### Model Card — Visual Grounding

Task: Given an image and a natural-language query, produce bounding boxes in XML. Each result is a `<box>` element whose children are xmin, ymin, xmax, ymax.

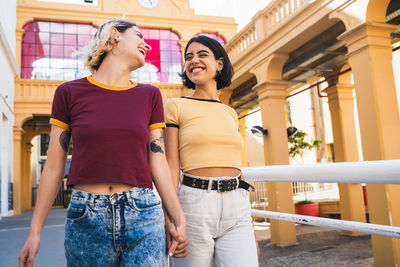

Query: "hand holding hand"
<box><xmin>165</xmin><ymin>220</ymin><xmax>190</xmax><ymax>258</ymax></box>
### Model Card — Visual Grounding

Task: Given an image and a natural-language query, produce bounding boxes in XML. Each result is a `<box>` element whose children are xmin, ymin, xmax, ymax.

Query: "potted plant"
<box><xmin>288</xmin><ymin>130</ymin><xmax>321</xmax><ymax>216</ymax></box>
<box><xmin>295</xmin><ymin>200</ymin><xmax>319</xmax><ymax>217</ymax></box>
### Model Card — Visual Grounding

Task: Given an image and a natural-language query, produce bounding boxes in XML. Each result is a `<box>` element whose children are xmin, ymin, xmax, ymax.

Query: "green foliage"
<box><xmin>295</xmin><ymin>200</ymin><xmax>315</xmax><ymax>206</ymax></box>
<box><xmin>288</xmin><ymin>130</ymin><xmax>322</xmax><ymax>159</ymax></box>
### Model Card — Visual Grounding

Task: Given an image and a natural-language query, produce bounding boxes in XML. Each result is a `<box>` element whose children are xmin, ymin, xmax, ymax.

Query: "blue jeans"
<box><xmin>64</xmin><ymin>188</ymin><xmax>166</xmax><ymax>267</ymax></box>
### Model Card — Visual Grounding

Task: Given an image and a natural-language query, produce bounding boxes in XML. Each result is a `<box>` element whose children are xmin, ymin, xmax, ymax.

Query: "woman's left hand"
<box><xmin>165</xmin><ymin>220</ymin><xmax>190</xmax><ymax>258</ymax></box>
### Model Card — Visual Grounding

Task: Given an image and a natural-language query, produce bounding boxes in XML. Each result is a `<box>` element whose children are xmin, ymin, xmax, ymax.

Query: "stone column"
<box><xmin>13</xmin><ymin>128</ymin><xmax>24</xmax><ymax>214</ymax></box>
<box><xmin>23</xmin><ymin>141</ymin><xmax>33</xmax><ymax>211</ymax></box>
<box><xmin>339</xmin><ymin>22</ymin><xmax>400</xmax><ymax>266</ymax></box>
<box><xmin>324</xmin><ymin>82</ymin><xmax>366</xmax><ymax>236</ymax></box>
<box><xmin>250</xmin><ymin>54</ymin><xmax>296</xmax><ymax>246</ymax></box>
<box><xmin>254</xmin><ymin>80</ymin><xmax>296</xmax><ymax>245</ymax></box>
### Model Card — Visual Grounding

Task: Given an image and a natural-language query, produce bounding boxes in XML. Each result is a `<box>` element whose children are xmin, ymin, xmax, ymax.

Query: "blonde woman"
<box><xmin>164</xmin><ymin>35</ymin><xmax>258</xmax><ymax>267</ymax></box>
<box><xmin>18</xmin><ymin>20</ymin><xmax>186</xmax><ymax>267</ymax></box>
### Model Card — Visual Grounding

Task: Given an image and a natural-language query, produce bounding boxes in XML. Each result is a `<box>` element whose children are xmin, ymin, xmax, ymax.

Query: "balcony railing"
<box><xmin>225</xmin><ymin>0</ymin><xmax>314</xmax><ymax>60</ymax></box>
<box><xmin>14</xmin><ymin>78</ymin><xmax>187</xmax><ymax>102</ymax></box>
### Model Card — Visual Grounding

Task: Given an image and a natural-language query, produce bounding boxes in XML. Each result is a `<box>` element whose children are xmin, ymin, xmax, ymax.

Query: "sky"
<box><xmin>189</xmin><ymin>0</ymin><xmax>270</xmax><ymax>30</ymax></box>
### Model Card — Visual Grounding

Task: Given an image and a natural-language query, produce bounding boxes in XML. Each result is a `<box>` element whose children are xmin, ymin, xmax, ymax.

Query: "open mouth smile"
<box><xmin>190</xmin><ymin>66</ymin><xmax>205</xmax><ymax>74</ymax></box>
<box><xmin>138</xmin><ymin>47</ymin><xmax>146</xmax><ymax>56</ymax></box>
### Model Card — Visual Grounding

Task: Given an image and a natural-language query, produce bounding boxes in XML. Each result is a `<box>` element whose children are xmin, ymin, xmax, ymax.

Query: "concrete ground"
<box><xmin>0</xmin><ymin>208</ymin><xmax>373</xmax><ymax>267</ymax></box>
<box><xmin>255</xmin><ymin>222</ymin><xmax>373</xmax><ymax>267</ymax></box>
<box><xmin>0</xmin><ymin>208</ymin><xmax>66</xmax><ymax>267</ymax></box>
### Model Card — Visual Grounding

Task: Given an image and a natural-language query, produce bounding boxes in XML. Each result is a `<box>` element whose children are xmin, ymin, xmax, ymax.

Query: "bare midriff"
<box><xmin>186</xmin><ymin>167</ymin><xmax>241</xmax><ymax>178</ymax></box>
<box><xmin>74</xmin><ymin>183</ymin><xmax>135</xmax><ymax>195</ymax></box>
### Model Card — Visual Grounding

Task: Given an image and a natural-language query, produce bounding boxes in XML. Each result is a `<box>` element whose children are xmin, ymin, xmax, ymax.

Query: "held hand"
<box><xmin>172</xmin><ymin>239</ymin><xmax>190</xmax><ymax>258</ymax></box>
<box><xmin>165</xmin><ymin>220</ymin><xmax>190</xmax><ymax>258</ymax></box>
<box><xmin>18</xmin><ymin>234</ymin><xmax>40</xmax><ymax>267</ymax></box>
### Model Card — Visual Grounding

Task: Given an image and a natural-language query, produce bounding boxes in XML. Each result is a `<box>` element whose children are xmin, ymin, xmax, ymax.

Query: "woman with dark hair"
<box><xmin>164</xmin><ymin>35</ymin><xmax>259</xmax><ymax>267</ymax></box>
<box><xmin>18</xmin><ymin>19</ymin><xmax>186</xmax><ymax>267</ymax></box>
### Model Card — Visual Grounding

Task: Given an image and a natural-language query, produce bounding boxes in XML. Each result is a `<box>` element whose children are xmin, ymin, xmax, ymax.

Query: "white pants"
<box><xmin>172</xmin><ymin>175</ymin><xmax>259</xmax><ymax>267</ymax></box>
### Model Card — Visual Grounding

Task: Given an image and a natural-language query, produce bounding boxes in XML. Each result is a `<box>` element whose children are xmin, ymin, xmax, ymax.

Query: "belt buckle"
<box><xmin>217</xmin><ymin>180</ymin><xmax>226</xmax><ymax>193</ymax></box>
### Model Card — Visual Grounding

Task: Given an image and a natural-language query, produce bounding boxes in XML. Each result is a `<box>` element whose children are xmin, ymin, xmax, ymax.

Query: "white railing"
<box><xmin>243</xmin><ymin>160</ymin><xmax>400</xmax><ymax>239</ymax></box>
<box><xmin>243</xmin><ymin>160</ymin><xmax>400</xmax><ymax>184</ymax></box>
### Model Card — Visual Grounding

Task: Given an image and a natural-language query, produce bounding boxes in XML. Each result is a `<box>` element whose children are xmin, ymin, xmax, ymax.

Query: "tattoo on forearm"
<box><xmin>60</xmin><ymin>130</ymin><xmax>71</xmax><ymax>153</ymax></box>
<box><xmin>150</xmin><ymin>132</ymin><xmax>164</xmax><ymax>154</ymax></box>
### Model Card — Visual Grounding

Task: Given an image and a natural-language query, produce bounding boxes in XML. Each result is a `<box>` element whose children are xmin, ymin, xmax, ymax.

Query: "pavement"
<box><xmin>0</xmin><ymin>208</ymin><xmax>66</xmax><ymax>267</ymax></box>
<box><xmin>254</xmin><ymin>222</ymin><xmax>373</xmax><ymax>267</ymax></box>
<box><xmin>1</xmin><ymin>208</ymin><xmax>373</xmax><ymax>267</ymax></box>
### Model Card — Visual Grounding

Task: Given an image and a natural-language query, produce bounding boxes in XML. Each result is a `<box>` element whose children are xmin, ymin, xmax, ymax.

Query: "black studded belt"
<box><xmin>182</xmin><ymin>175</ymin><xmax>255</xmax><ymax>192</ymax></box>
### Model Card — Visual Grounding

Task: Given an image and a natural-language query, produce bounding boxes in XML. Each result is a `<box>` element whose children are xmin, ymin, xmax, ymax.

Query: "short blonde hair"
<box><xmin>82</xmin><ymin>20</ymin><xmax>136</xmax><ymax>73</ymax></box>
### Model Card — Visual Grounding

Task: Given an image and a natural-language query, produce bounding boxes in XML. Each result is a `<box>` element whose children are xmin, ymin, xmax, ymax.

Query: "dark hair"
<box><xmin>180</xmin><ymin>35</ymin><xmax>234</xmax><ymax>90</ymax></box>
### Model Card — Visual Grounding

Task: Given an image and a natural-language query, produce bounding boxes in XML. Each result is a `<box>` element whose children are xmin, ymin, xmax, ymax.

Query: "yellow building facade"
<box><xmin>14</xmin><ymin>0</ymin><xmax>237</xmax><ymax>215</ymax></box>
<box><xmin>14</xmin><ymin>0</ymin><xmax>400</xmax><ymax>266</ymax></box>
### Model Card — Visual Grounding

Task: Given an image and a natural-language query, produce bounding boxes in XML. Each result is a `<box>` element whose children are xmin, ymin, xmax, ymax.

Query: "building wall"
<box><xmin>0</xmin><ymin>0</ymin><xmax>16</xmax><ymax>217</ymax></box>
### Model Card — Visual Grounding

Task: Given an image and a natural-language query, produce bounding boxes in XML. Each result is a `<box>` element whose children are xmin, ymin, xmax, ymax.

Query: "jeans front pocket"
<box><xmin>178</xmin><ymin>185</ymin><xmax>206</xmax><ymax>205</ymax></box>
<box><xmin>66</xmin><ymin>199</ymin><xmax>89</xmax><ymax>222</ymax></box>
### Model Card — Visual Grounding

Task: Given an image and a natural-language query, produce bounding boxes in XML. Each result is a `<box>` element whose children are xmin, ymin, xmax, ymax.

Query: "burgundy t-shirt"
<box><xmin>50</xmin><ymin>76</ymin><xmax>166</xmax><ymax>188</ymax></box>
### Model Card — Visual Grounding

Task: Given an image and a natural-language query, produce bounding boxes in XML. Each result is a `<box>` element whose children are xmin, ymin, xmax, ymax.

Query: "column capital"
<box><xmin>324</xmin><ymin>83</ymin><xmax>354</xmax><ymax>102</ymax></box>
<box><xmin>338</xmin><ymin>22</ymin><xmax>397</xmax><ymax>57</ymax></box>
<box><xmin>253</xmin><ymin>79</ymin><xmax>290</xmax><ymax>101</ymax></box>
<box><xmin>13</xmin><ymin>127</ymin><xmax>25</xmax><ymax>141</ymax></box>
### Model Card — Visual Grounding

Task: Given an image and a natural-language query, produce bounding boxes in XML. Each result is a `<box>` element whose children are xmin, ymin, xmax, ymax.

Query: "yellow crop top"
<box><xmin>164</xmin><ymin>97</ymin><xmax>243</xmax><ymax>172</ymax></box>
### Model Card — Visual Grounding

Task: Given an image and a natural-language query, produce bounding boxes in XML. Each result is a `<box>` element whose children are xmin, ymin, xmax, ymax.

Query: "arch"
<box><xmin>366</xmin><ymin>0</ymin><xmax>391</xmax><ymax>22</ymax></box>
<box><xmin>14</xmin><ymin>114</ymin><xmax>34</xmax><ymax>129</ymax></box>
<box><xmin>266</xmin><ymin>53</ymin><xmax>289</xmax><ymax>80</ymax></box>
<box><xmin>169</xmin><ymin>28</ymin><xmax>182</xmax><ymax>40</ymax></box>
<box><xmin>22</xmin><ymin>116</ymin><xmax>51</xmax><ymax>143</ymax></box>
<box><xmin>250</xmin><ymin>53</ymin><xmax>288</xmax><ymax>84</ymax></box>
<box><xmin>17</xmin><ymin>18</ymin><xmax>35</xmax><ymax>31</ymax></box>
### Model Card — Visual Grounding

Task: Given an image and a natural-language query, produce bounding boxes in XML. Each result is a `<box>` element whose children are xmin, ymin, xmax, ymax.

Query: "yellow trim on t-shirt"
<box><xmin>149</xmin><ymin>122</ymin><xmax>166</xmax><ymax>131</ymax></box>
<box><xmin>87</xmin><ymin>76</ymin><xmax>137</xmax><ymax>91</ymax></box>
<box><xmin>49</xmin><ymin>118</ymin><xmax>70</xmax><ymax>130</ymax></box>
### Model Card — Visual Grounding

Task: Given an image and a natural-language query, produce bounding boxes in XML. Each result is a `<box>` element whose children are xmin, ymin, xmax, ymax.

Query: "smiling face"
<box><xmin>112</xmin><ymin>26</ymin><xmax>151</xmax><ymax>70</ymax></box>
<box><xmin>184</xmin><ymin>42</ymin><xmax>223</xmax><ymax>88</ymax></box>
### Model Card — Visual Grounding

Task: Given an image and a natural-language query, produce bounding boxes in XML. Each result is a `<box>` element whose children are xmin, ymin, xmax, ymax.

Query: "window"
<box><xmin>132</xmin><ymin>28</ymin><xmax>182</xmax><ymax>83</ymax></box>
<box><xmin>22</xmin><ymin>22</ymin><xmax>182</xmax><ymax>83</ymax></box>
<box><xmin>21</xmin><ymin>21</ymin><xmax>97</xmax><ymax>80</ymax></box>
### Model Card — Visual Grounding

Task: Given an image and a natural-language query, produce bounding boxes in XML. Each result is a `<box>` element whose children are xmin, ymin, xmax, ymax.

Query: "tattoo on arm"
<box><xmin>59</xmin><ymin>130</ymin><xmax>71</xmax><ymax>153</ymax></box>
<box><xmin>150</xmin><ymin>132</ymin><xmax>164</xmax><ymax>154</ymax></box>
